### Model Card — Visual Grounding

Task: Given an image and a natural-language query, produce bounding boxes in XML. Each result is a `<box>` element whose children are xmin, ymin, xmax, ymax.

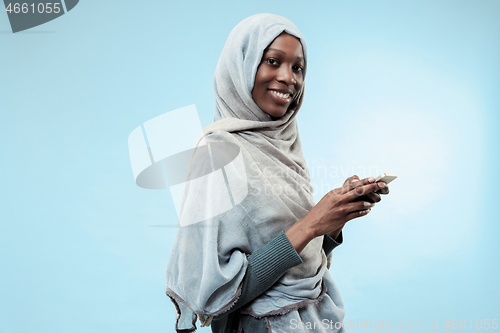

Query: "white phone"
<box><xmin>375</xmin><ymin>173</ymin><xmax>397</xmax><ymax>184</ymax></box>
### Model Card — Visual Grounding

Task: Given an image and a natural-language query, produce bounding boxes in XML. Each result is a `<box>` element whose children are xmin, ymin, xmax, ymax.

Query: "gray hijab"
<box><xmin>165</xmin><ymin>13</ymin><xmax>333</xmax><ymax>332</ymax></box>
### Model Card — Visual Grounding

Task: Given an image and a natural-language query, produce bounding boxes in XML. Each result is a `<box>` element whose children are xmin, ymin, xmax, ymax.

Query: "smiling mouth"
<box><xmin>269</xmin><ymin>90</ymin><xmax>292</xmax><ymax>102</ymax></box>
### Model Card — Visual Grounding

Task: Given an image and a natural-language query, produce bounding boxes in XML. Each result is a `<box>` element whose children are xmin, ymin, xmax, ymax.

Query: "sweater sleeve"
<box><xmin>323</xmin><ymin>231</ymin><xmax>343</xmax><ymax>257</ymax></box>
<box><xmin>211</xmin><ymin>231</ymin><xmax>302</xmax><ymax>328</ymax></box>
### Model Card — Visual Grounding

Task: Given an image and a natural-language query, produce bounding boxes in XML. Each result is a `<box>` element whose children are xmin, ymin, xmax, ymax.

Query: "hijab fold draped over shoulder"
<box><xmin>166</xmin><ymin>13</ymin><xmax>345</xmax><ymax>332</ymax></box>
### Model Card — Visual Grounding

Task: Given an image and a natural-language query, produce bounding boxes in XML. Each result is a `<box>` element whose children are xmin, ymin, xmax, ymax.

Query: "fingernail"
<box><xmin>378</xmin><ymin>182</ymin><xmax>386</xmax><ymax>188</ymax></box>
<box><xmin>364</xmin><ymin>202</ymin><xmax>373</xmax><ymax>207</ymax></box>
<box><xmin>368</xmin><ymin>177</ymin><xmax>375</xmax><ymax>183</ymax></box>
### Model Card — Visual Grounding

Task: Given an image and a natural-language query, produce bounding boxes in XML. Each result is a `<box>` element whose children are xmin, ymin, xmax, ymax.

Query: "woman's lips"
<box><xmin>268</xmin><ymin>89</ymin><xmax>291</xmax><ymax>104</ymax></box>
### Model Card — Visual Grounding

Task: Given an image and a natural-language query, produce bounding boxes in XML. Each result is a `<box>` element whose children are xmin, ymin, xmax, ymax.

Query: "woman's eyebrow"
<box><xmin>266</xmin><ymin>48</ymin><xmax>304</xmax><ymax>60</ymax></box>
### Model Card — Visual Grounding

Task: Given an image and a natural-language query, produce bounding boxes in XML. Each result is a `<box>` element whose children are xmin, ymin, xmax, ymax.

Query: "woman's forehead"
<box><xmin>263</xmin><ymin>33</ymin><xmax>305</xmax><ymax>61</ymax></box>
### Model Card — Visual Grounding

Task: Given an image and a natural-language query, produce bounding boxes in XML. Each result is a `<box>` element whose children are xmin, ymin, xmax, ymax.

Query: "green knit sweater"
<box><xmin>210</xmin><ymin>231</ymin><xmax>343</xmax><ymax>333</ymax></box>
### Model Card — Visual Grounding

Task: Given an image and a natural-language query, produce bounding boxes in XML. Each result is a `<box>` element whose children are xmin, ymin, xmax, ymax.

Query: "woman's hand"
<box><xmin>353</xmin><ymin>175</ymin><xmax>390</xmax><ymax>204</ymax></box>
<box><xmin>305</xmin><ymin>175</ymin><xmax>386</xmax><ymax>237</ymax></box>
<box><xmin>285</xmin><ymin>175</ymin><xmax>387</xmax><ymax>253</ymax></box>
<box><xmin>329</xmin><ymin>175</ymin><xmax>390</xmax><ymax>239</ymax></box>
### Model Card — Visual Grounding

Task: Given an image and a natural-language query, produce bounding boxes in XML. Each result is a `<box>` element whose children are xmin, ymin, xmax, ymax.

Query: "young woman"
<box><xmin>166</xmin><ymin>13</ymin><xmax>389</xmax><ymax>333</ymax></box>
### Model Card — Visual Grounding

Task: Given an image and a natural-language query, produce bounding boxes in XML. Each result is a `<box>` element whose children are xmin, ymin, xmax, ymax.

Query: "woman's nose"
<box><xmin>277</xmin><ymin>66</ymin><xmax>296</xmax><ymax>85</ymax></box>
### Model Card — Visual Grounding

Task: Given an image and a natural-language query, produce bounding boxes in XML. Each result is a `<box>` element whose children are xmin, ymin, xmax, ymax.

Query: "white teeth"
<box><xmin>271</xmin><ymin>90</ymin><xmax>290</xmax><ymax>100</ymax></box>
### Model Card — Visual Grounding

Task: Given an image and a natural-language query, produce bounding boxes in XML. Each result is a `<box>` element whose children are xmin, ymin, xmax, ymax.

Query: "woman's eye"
<box><xmin>293</xmin><ymin>65</ymin><xmax>303</xmax><ymax>72</ymax></box>
<box><xmin>266</xmin><ymin>59</ymin><xmax>278</xmax><ymax>65</ymax></box>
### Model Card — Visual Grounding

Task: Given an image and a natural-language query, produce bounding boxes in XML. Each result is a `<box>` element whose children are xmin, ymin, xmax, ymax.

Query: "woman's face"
<box><xmin>251</xmin><ymin>33</ymin><xmax>305</xmax><ymax>118</ymax></box>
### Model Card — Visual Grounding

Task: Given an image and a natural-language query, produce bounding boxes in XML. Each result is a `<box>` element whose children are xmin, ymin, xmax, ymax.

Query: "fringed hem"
<box><xmin>166</xmin><ymin>280</ymin><xmax>244</xmax><ymax>331</ymax></box>
<box><xmin>167</xmin><ymin>293</ymin><xmax>198</xmax><ymax>333</ymax></box>
<box><xmin>239</xmin><ymin>278</ymin><xmax>327</xmax><ymax>319</ymax></box>
<box><xmin>264</xmin><ymin>317</ymin><xmax>272</xmax><ymax>333</ymax></box>
<box><xmin>197</xmin><ymin>313</ymin><xmax>213</xmax><ymax>327</ymax></box>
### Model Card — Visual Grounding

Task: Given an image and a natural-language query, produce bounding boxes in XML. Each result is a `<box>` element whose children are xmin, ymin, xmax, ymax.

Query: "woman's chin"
<box><xmin>264</xmin><ymin>107</ymin><xmax>288</xmax><ymax>119</ymax></box>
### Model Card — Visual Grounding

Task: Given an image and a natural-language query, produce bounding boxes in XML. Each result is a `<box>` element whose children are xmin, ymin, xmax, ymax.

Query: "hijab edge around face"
<box><xmin>201</xmin><ymin>13</ymin><xmax>308</xmax><ymax>145</ymax></box>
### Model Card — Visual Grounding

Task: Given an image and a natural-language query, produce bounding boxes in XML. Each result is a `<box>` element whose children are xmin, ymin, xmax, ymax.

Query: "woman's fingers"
<box><xmin>315</xmin><ymin>176</ymin><xmax>387</xmax><ymax>234</ymax></box>
<box><xmin>342</xmin><ymin>176</ymin><xmax>375</xmax><ymax>194</ymax></box>
<box><xmin>345</xmin><ymin>208</ymin><xmax>371</xmax><ymax>222</ymax></box>
<box><xmin>309</xmin><ymin>179</ymin><xmax>381</xmax><ymax>235</ymax></box>
<box><xmin>343</xmin><ymin>175</ymin><xmax>359</xmax><ymax>186</ymax></box>
<box><xmin>353</xmin><ymin>191</ymin><xmax>381</xmax><ymax>203</ymax></box>
<box><xmin>344</xmin><ymin>201</ymin><xmax>374</xmax><ymax>221</ymax></box>
<box><xmin>343</xmin><ymin>181</ymin><xmax>386</xmax><ymax>202</ymax></box>
<box><xmin>341</xmin><ymin>175</ymin><xmax>360</xmax><ymax>191</ymax></box>
<box><xmin>376</xmin><ymin>185</ymin><xmax>390</xmax><ymax>195</ymax></box>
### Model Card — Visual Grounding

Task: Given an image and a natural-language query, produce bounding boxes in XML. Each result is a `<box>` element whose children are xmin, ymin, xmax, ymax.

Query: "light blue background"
<box><xmin>1</xmin><ymin>0</ymin><xmax>498</xmax><ymax>332</ymax></box>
